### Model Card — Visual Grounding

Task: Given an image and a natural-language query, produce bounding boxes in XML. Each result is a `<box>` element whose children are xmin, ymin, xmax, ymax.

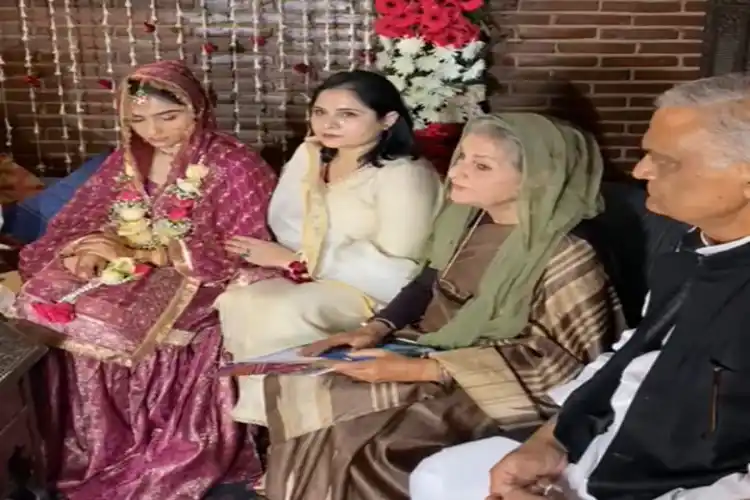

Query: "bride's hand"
<box><xmin>224</xmin><ymin>236</ymin><xmax>296</xmax><ymax>269</ymax></box>
<box><xmin>62</xmin><ymin>254</ymin><xmax>108</xmax><ymax>280</ymax></box>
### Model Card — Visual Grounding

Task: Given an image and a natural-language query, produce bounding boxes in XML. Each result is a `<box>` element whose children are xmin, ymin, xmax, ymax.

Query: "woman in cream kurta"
<box><xmin>216</xmin><ymin>138</ymin><xmax>442</xmax><ymax>424</ymax></box>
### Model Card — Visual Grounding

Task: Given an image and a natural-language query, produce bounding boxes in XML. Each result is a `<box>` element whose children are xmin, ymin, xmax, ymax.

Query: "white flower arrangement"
<box><xmin>376</xmin><ymin>36</ymin><xmax>487</xmax><ymax>129</ymax></box>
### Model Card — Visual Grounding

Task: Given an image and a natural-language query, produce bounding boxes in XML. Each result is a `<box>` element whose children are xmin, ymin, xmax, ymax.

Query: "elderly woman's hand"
<box><xmin>332</xmin><ymin>349</ymin><xmax>444</xmax><ymax>383</ymax></box>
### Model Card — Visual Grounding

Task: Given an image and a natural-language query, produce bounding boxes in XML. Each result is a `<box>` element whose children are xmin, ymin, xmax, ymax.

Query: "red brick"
<box><xmin>599</xmin><ymin>123</ymin><xmax>626</xmax><ymax>134</ymax></box>
<box><xmin>601</xmin><ymin>1</ymin><xmax>684</xmax><ymax>13</ymax></box>
<box><xmin>682</xmin><ymin>55</ymin><xmax>702</xmax><ymax>67</ymax></box>
<box><xmin>601</xmin><ymin>147</ymin><xmax>625</xmax><ymax>160</ymax></box>
<box><xmin>516</xmin><ymin>26</ymin><xmax>598</xmax><ymax>39</ymax></box>
<box><xmin>627</xmin><ymin>123</ymin><xmax>651</xmax><ymax>135</ymax></box>
<box><xmin>550</xmin><ymin>68</ymin><xmax>632</xmax><ymax>80</ymax></box>
<box><xmin>633</xmin><ymin>14</ymin><xmax>705</xmax><ymax>26</ymax></box>
<box><xmin>494</xmin><ymin>69</ymin><xmax>556</xmax><ymax>81</ymax></box>
<box><xmin>599</xmin><ymin>27</ymin><xmax>682</xmax><ymax>39</ymax></box>
<box><xmin>502</xmin><ymin>41</ymin><xmax>557</xmax><ymax>54</ymax></box>
<box><xmin>492</xmin><ymin>95</ymin><xmax>550</xmax><ymax>108</ymax></box>
<box><xmin>684</xmin><ymin>1</ymin><xmax>708</xmax><ymax>12</ymax></box>
<box><xmin>557</xmin><ymin>42</ymin><xmax>637</xmax><ymax>54</ymax></box>
<box><xmin>629</xmin><ymin>96</ymin><xmax>657</xmax><ymax>107</ymax></box>
<box><xmin>555</xmin><ymin>14</ymin><xmax>632</xmax><ymax>25</ymax></box>
<box><xmin>519</xmin><ymin>0</ymin><xmax>601</xmax><ymax>11</ymax></box>
<box><xmin>599</xmin><ymin>135</ymin><xmax>644</xmax><ymax>148</ymax></box>
<box><xmin>594</xmin><ymin>82</ymin><xmax>676</xmax><ymax>94</ymax></box>
<box><xmin>638</xmin><ymin>41</ymin><xmax>703</xmax><ymax>54</ymax></box>
<box><xmin>551</xmin><ymin>96</ymin><xmax>628</xmax><ymax>108</ymax></box>
<box><xmin>601</xmin><ymin>55</ymin><xmax>680</xmax><ymax>67</ymax></box>
<box><xmin>599</xmin><ymin>109</ymin><xmax>656</xmax><ymax>122</ymax></box>
<box><xmin>680</xmin><ymin>28</ymin><xmax>705</xmax><ymax>39</ymax></box>
<box><xmin>514</xmin><ymin>54</ymin><xmax>600</xmax><ymax>67</ymax></box>
<box><xmin>506</xmin><ymin>13</ymin><xmax>554</xmax><ymax>25</ymax></box>
<box><xmin>633</xmin><ymin>68</ymin><xmax>702</xmax><ymax>80</ymax></box>
<box><xmin>624</xmin><ymin>148</ymin><xmax>646</xmax><ymax>159</ymax></box>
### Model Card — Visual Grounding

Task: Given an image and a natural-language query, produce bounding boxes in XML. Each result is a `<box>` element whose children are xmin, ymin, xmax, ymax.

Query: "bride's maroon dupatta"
<box><xmin>15</xmin><ymin>60</ymin><xmax>278</xmax><ymax>366</ymax></box>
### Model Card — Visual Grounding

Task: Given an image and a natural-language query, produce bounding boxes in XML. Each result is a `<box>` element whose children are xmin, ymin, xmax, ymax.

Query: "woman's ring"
<box><xmin>241</xmin><ymin>250</ymin><xmax>251</xmax><ymax>260</ymax></box>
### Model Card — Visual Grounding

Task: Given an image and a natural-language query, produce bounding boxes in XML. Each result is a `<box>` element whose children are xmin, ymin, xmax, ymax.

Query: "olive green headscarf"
<box><xmin>419</xmin><ymin>113</ymin><xmax>604</xmax><ymax>349</ymax></box>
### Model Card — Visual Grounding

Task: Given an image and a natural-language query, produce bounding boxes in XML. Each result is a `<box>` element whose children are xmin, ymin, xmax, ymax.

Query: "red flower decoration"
<box><xmin>143</xmin><ymin>22</ymin><xmax>156</xmax><ymax>33</ymax></box>
<box><xmin>133</xmin><ymin>263</ymin><xmax>153</xmax><ymax>278</ymax></box>
<box><xmin>392</xmin><ymin>4</ymin><xmax>422</xmax><ymax>29</ymax></box>
<box><xmin>118</xmin><ymin>190</ymin><xmax>141</xmax><ymax>203</ymax></box>
<box><xmin>374</xmin><ymin>17</ymin><xmax>410</xmax><ymax>38</ymax></box>
<box><xmin>458</xmin><ymin>0</ymin><xmax>484</xmax><ymax>11</ymax></box>
<box><xmin>374</xmin><ymin>0</ymin><xmax>407</xmax><ymax>15</ymax></box>
<box><xmin>172</xmin><ymin>198</ymin><xmax>195</xmax><ymax>209</ymax></box>
<box><xmin>293</xmin><ymin>63</ymin><xmax>311</xmax><ymax>75</ymax></box>
<box><xmin>251</xmin><ymin>35</ymin><xmax>267</xmax><ymax>47</ymax></box>
<box><xmin>98</xmin><ymin>79</ymin><xmax>114</xmax><ymax>90</ymax></box>
<box><xmin>416</xmin><ymin>123</ymin><xmax>463</xmax><ymax>175</ymax></box>
<box><xmin>167</xmin><ymin>207</ymin><xmax>190</xmax><ymax>221</ymax></box>
<box><xmin>285</xmin><ymin>260</ymin><xmax>312</xmax><ymax>283</ymax></box>
<box><xmin>420</xmin><ymin>2</ymin><xmax>457</xmax><ymax>32</ymax></box>
<box><xmin>203</xmin><ymin>43</ymin><xmax>218</xmax><ymax>54</ymax></box>
<box><xmin>24</xmin><ymin>75</ymin><xmax>41</xmax><ymax>88</ymax></box>
<box><xmin>32</xmin><ymin>302</ymin><xmax>76</xmax><ymax>324</ymax></box>
<box><xmin>428</xmin><ymin>17</ymin><xmax>480</xmax><ymax>48</ymax></box>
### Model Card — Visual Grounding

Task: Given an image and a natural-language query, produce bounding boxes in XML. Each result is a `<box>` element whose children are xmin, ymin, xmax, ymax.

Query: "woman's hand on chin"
<box><xmin>332</xmin><ymin>353</ymin><xmax>443</xmax><ymax>383</ymax></box>
<box><xmin>224</xmin><ymin>236</ymin><xmax>296</xmax><ymax>269</ymax></box>
<box><xmin>62</xmin><ymin>254</ymin><xmax>108</xmax><ymax>280</ymax></box>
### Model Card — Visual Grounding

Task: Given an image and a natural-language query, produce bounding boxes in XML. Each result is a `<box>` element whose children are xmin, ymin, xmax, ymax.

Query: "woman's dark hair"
<box><xmin>310</xmin><ymin>70</ymin><xmax>418</xmax><ymax>167</ymax></box>
<box><xmin>127</xmin><ymin>79</ymin><xmax>183</xmax><ymax>106</ymax></box>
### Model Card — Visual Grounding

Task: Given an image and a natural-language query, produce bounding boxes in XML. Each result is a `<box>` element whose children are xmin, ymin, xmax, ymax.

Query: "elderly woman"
<box><xmin>14</xmin><ymin>61</ymin><xmax>277</xmax><ymax>498</ymax></box>
<box><xmin>261</xmin><ymin>113</ymin><xmax>626</xmax><ymax>500</ymax></box>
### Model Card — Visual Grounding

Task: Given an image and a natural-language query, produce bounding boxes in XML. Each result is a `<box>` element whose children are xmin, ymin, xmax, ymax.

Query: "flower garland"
<box><xmin>32</xmin><ymin>258</ymin><xmax>153</xmax><ymax>324</ymax></box>
<box><xmin>31</xmin><ymin>160</ymin><xmax>210</xmax><ymax>326</ymax></box>
<box><xmin>111</xmin><ymin>162</ymin><xmax>210</xmax><ymax>249</ymax></box>
<box><xmin>374</xmin><ymin>0</ymin><xmax>488</xmax><ymax>171</ymax></box>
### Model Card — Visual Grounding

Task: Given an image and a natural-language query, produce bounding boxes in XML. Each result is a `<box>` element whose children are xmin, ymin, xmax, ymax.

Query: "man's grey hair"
<box><xmin>656</xmin><ymin>73</ymin><xmax>750</xmax><ymax>167</ymax></box>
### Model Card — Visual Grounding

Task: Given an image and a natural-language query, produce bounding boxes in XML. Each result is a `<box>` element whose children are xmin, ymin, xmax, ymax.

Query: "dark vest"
<box><xmin>554</xmin><ymin>231</ymin><xmax>750</xmax><ymax>500</ymax></box>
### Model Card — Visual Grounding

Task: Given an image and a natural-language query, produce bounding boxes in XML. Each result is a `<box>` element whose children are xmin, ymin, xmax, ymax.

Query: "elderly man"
<box><xmin>409</xmin><ymin>72</ymin><xmax>750</xmax><ymax>500</ymax></box>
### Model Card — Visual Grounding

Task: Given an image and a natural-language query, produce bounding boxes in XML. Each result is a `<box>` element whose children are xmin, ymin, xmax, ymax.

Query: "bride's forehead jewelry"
<box><xmin>131</xmin><ymin>82</ymin><xmax>149</xmax><ymax>106</ymax></box>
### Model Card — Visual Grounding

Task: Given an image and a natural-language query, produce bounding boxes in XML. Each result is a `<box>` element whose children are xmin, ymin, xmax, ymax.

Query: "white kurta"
<box><xmin>410</xmin><ymin>234</ymin><xmax>750</xmax><ymax>500</ymax></box>
<box><xmin>216</xmin><ymin>144</ymin><xmax>443</xmax><ymax>424</ymax></box>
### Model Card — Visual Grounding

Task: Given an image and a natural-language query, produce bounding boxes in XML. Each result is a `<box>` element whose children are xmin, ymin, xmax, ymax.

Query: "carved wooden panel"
<box><xmin>701</xmin><ymin>0</ymin><xmax>750</xmax><ymax>76</ymax></box>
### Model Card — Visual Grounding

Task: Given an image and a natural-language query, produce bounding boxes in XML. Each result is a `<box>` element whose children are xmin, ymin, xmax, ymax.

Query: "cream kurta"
<box><xmin>216</xmin><ymin>142</ymin><xmax>443</xmax><ymax>424</ymax></box>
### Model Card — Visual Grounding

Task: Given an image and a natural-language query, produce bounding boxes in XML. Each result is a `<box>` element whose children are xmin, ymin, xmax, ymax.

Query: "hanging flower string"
<box><xmin>32</xmin><ymin>258</ymin><xmax>153</xmax><ymax>324</ymax></box>
<box><xmin>374</xmin><ymin>0</ymin><xmax>489</xmax><ymax>173</ymax></box>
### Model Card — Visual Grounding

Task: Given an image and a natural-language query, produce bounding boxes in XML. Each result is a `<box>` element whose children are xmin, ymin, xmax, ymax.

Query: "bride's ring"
<box><xmin>241</xmin><ymin>250</ymin><xmax>252</xmax><ymax>260</ymax></box>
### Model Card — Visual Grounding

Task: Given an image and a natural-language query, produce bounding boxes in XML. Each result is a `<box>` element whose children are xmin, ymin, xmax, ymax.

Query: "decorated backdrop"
<box><xmin>0</xmin><ymin>0</ymin><xmax>487</xmax><ymax>175</ymax></box>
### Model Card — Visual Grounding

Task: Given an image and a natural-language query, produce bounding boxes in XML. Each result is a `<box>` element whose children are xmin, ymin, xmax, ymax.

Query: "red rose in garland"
<box><xmin>457</xmin><ymin>0</ymin><xmax>484</xmax><ymax>11</ymax></box>
<box><xmin>374</xmin><ymin>0</ymin><xmax>408</xmax><ymax>15</ymax></box>
<box><xmin>375</xmin><ymin>17</ymin><xmax>410</xmax><ymax>38</ymax></box>
<box><xmin>420</xmin><ymin>1</ymin><xmax>460</xmax><ymax>32</ymax></box>
<box><xmin>428</xmin><ymin>16</ymin><xmax>480</xmax><ymax>48</ymax></box>
<box><xmin>391</xmin><ymin>3</ymin><xmax>422</xmax><ymax>30</ymax></box>
<box><xmin>451</xmin><ymin>17</ymin><xmax>481</xmax><ymax>46</ymax></box>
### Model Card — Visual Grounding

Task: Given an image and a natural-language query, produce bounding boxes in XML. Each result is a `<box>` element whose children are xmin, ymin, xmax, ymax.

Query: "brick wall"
<box><xmin>490</xmin><ymin>0</ymin><xmax>706</xmax><ymax>173</ymax></box>
<box><xmin>0</xmin><ymin>0</ymin><xmax>706</xmax><ymax>176</ymax></box>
